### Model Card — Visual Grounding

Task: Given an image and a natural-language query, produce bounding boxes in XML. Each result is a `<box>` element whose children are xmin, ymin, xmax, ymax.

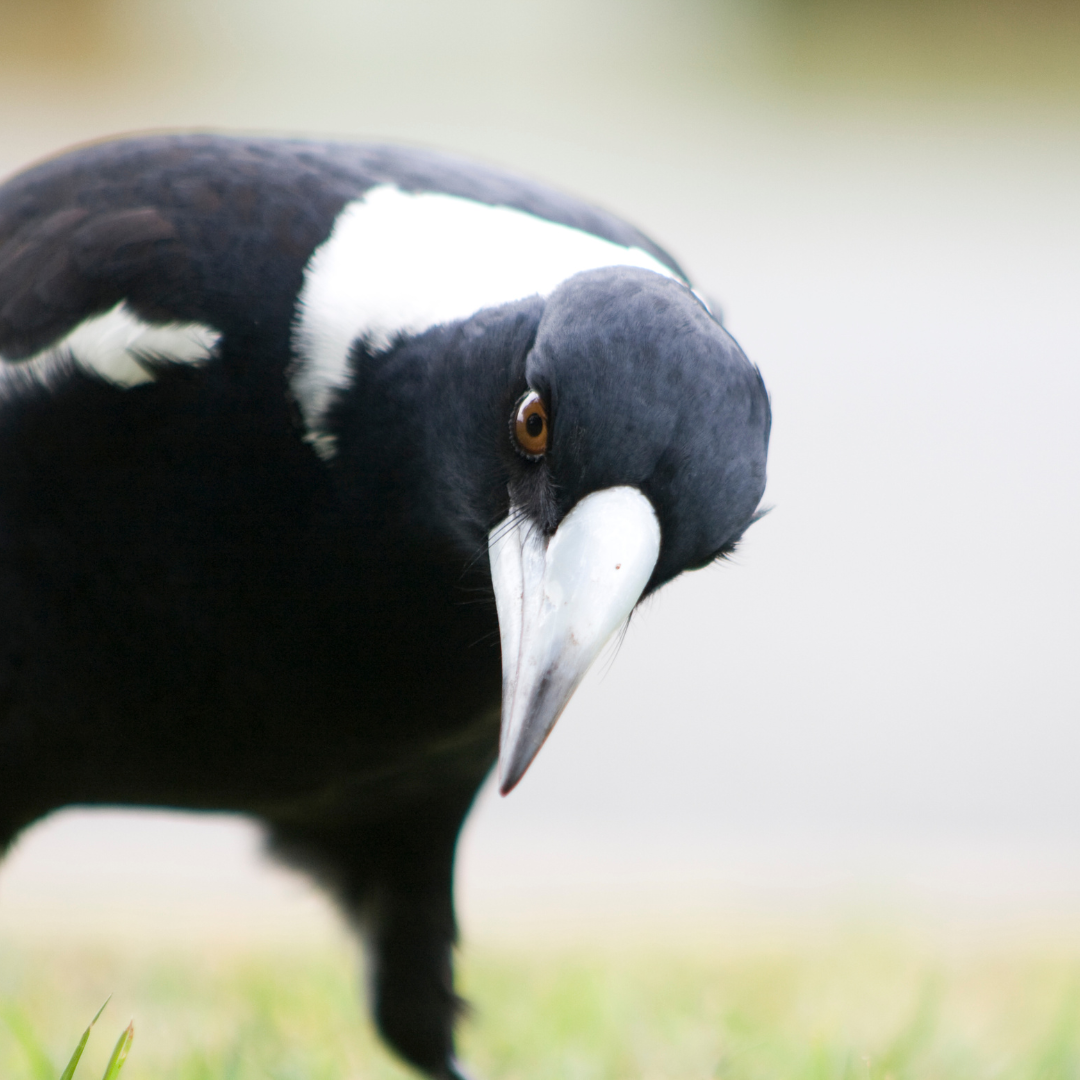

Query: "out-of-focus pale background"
<box><xmin>0</xmin><ymin>0</ymin><xmax>1078</xmax><ymax>948</ymax></box>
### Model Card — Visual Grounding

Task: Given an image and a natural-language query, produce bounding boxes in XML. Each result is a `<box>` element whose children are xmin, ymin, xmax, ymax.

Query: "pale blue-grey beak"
<box><xmin>488</xmin><ymin>486</ymin><xmax>661</xmax><ymax>793</ymax></box>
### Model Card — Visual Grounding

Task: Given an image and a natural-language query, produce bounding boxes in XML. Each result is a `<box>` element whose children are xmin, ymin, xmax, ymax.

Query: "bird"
<box><xmin>0</xmin><ymin>133</ymin><xmax>770</xmax><ymax>1079</ymax></box>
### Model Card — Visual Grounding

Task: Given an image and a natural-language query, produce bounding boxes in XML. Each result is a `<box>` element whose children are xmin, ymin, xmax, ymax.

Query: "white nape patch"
<box><xmin>0</xmin><ymin>302</ymin><xmax>220</xmax><ymax>392</ymax></box>
<box><xmin>292</xmin><ymin>186</ymin><xmax>679</xmax><ymax>448</ymax></box>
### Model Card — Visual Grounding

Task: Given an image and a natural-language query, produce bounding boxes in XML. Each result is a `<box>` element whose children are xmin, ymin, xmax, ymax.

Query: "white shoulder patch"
<box><xmin>292</xmin><ymin>186</ymin><xmax>678</xmax><ymax>448</ymax></box>
<box><xmin>0</xmin><ymin>302</ymin><xmax>220</xmax><ymax>393</ymax></box>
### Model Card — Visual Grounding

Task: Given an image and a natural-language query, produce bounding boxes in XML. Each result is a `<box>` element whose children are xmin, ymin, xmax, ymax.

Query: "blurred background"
<box><xmin>0</xmin><ymin>0</ymin><xmax>1078</xmax><ymax>952</ymax></box>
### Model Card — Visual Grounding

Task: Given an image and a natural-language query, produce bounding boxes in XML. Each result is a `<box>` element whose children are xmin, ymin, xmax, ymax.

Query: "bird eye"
<box><xmin>512</xmin><ymin>390</ymin><xmax>549</xmax><ymax>459</ymax></box>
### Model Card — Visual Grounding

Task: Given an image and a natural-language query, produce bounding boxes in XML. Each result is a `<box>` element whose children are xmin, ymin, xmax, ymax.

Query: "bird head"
<box><xmin>477</xmin><ymin>266</ymin><xmax>770</xmax><ymax>792</ymax></box>
<box><xmin>324</xmin><ymin>261</ymin><xmax>768</xmax><ymax>795</ymax></box>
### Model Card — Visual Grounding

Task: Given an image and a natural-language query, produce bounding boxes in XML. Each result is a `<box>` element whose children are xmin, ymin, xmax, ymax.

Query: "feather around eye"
<box><xmin>511</xmin><ymin>390</ymin><xmax>548</xmax><ymax>459</ymax></box>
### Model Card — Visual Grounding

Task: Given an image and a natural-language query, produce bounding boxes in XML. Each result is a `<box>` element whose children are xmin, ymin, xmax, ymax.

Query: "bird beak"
<box><xmin>488</xmin><ymin>486</ymin><xmax>661</xmax><ymax>794</ymax></box>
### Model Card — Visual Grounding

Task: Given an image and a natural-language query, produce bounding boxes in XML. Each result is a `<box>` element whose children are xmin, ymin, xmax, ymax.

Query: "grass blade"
<box><xmin>99</xmin><ymin>1021</ymin><xmax>133</xmax><ymax>1080</ymax></box>
<box><xmin>58</xmin><ymin>997</ymin><xmax>112</xmax><ymax>1080</ymax></box>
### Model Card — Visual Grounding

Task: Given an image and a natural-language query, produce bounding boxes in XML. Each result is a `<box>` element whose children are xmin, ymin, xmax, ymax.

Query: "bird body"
<box><xmin>0</xmin><ymin>134</ymin><xmax>770</xmax><ymax>1078</ymax></box>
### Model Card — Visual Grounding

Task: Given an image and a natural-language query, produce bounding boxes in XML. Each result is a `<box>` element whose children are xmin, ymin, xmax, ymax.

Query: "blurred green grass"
<box><xmin>2</xmin><ymin>930</ymin><xmax>1080</xmax><ymax>1079</ymax></box>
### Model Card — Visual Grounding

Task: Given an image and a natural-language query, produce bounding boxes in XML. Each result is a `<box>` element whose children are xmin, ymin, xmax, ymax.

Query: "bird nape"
<box><xmin>0</xmin><ymin>134</ymin><xmax>771</xmax><ymax>1079</ymax></box>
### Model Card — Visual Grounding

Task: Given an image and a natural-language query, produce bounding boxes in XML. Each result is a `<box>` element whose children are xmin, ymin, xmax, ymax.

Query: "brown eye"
<box><xmin>512</xmin><ymin>390</ymin><xmax>549</xmax><ymax>458</ymax></box>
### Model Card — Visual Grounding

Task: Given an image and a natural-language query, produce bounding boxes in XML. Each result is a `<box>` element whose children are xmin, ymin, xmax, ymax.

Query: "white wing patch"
<box><xmin>0</xmin><ymin>302</ymin><xmax>220</xmax><ymax>393</ymax></box>
<box><xmin>292</xmin><ymin>186</ymin><xmax>678</xmax><ymax>451</ymax></box>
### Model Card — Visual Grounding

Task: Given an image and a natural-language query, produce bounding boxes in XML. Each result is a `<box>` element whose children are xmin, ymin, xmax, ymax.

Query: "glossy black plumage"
<box><xmin>0</xmin><ymin>134</ymin><xmax>678</xmax><ymax>359</ymax></box>
<box><xmin>0</xmin><ymin>135</ymin><xmax>769</xmax><ymax>1079</ymax></box>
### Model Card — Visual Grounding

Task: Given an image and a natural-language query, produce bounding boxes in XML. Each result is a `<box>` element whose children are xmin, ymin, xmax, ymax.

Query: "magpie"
<box><xmin>0</xmin><ymin>134</ymin><xmax>770</xmax><ymax>1079</ymax></box>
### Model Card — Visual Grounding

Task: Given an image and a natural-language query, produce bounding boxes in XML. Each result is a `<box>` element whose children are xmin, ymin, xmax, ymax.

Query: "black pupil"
<box><xmin>525</xmin><ymin>413</ymin><xmax>544</xmax><ymax>438</ymax></box>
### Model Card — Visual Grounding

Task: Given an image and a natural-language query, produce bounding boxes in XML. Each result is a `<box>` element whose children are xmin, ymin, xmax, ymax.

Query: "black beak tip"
<box><xmin>498</xmin><ymin>768</ymin><xmax>523</xmax><ymax>797</ymax></box>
